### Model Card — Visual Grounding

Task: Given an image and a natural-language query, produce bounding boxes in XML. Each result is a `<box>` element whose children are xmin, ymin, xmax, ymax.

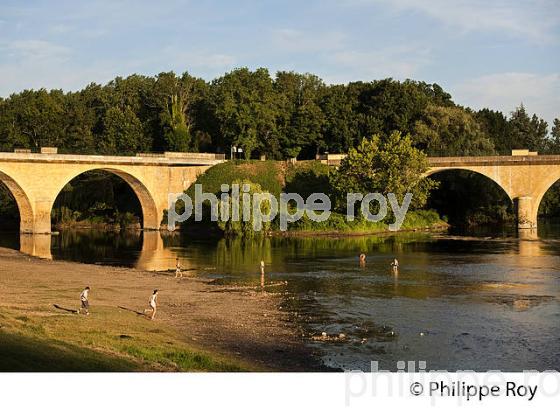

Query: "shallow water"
<box><xmin>2</xmin><ymin>224</ymin><xmax>559</xmax><ymax>371</ymax></box>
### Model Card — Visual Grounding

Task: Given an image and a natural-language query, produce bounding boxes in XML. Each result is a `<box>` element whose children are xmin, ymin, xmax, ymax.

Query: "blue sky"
<box><xmin>0</xmin><ymin>0</ymin><xmax>558</xmax><ymax>125</ymax></box>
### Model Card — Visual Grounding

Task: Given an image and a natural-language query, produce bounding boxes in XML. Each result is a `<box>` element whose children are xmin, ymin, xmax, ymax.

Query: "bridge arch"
<box><xmin>424</xmin><ymin>167</ymin><xmax>515</xmax><ymax>201</ymax></box>
<box><xmin>532</xmin><ymin>168</ymin><xmax>560</xmax><ymax>224</ymax></box>
<box><xmin>424</xmin><ymin>167</ymin><xmax>515</xmax><ymax>226</ymax></box>
<box><xmin>0</xmin><ymin>170</ymin><xmax>34</xmax><ymax>233</ymax></box>
<box><xmin>49</xmin><ymin>167</ymin><xmax>159</xmax><ymax>231</ymax></box>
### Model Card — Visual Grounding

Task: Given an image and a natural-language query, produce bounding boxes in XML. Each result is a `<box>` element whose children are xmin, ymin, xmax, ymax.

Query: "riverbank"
<box><xmin>0</xmin><ymin>247</ymin><xmax>320</xmax><ymax>371</ymax></box>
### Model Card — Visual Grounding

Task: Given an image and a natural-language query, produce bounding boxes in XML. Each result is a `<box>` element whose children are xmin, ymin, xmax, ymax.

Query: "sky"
<box><xmin>0</xmin><ymin>0</ymin><xmax>559</xmax><ymax>126</ymax></box>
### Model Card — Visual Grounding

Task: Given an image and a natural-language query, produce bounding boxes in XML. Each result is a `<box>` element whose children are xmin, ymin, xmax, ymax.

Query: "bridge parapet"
<box><xmin>428</xmin><ymin>155</ymin><xmax>560</xmax><ymax>167</ymax></box>
<box><xmin>0</xmin><ymin>152</ymin><xmax>225</xmax><ymax>166</ymax></box>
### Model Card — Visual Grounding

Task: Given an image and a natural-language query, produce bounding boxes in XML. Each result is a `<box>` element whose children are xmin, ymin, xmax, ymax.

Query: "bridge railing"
<box><xmin>315</xmin><ymin>152</ymin><xmax>560</xmax><ymax>167</ymax></box>
<box><xmin>0</xmin><ymin>149</ymin><xmax>226</xmax><ymax>162</ymax></box>
<box><xmin>136</xmin><ymin>152</ymin><xmax>226</xmax><ymax>160</ymax></box>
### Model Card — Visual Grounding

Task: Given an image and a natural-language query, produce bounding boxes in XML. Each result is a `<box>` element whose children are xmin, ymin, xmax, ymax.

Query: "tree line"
<box><xmin>1</xmin><ymin>68</ymin><xmax>558</xmax><ymax>159</ymax></box>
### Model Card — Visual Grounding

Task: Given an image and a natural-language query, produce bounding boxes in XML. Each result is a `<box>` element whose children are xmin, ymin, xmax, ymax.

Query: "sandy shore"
<box><xmin>0</xmin><ymin>247</ymin><xmax>321</xmax><ymax>371</ymax></box>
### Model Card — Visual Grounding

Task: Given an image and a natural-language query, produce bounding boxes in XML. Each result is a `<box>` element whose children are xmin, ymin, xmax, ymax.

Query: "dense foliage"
<box><xmin>2</xmin><ymin>69</ymin><xmax>556</xmax><ymax>159</ymax></box>
<box><xmin>330</xmin><ymin>132</ymin><xmax>437</xmax><ymax>213</ymax></box>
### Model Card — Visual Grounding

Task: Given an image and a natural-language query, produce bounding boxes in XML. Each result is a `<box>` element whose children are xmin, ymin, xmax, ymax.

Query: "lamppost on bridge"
<box><xmin>230</xmin><ymin>146</ymin><xmax>243</xmax><ymax>160</ymax></box>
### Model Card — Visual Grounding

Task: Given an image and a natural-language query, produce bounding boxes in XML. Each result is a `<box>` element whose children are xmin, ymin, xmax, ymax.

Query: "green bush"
<box><xmin>285</xmin><ymin>161</ymin><xmax>332</xmax><ymax>198</ymax></box>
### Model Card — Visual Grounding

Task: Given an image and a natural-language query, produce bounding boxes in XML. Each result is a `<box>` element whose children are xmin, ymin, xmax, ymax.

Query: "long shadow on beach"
<box><xmin>0</xmin><ymin>331</ymin><xmax>140</xmax><ymax>371</ymax></box>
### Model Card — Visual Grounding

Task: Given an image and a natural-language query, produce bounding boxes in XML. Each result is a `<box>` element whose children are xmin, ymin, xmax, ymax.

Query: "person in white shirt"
<box><xmin>391</xmin><ymin>258</ymin><xmax>399</xmax><ymax>274</ymax></box>
<box><xmin>175</xmin><ymin>258</ymin><xmax>182</xmax><ymax>278</ymax></box>
<box><xmin>144</xmin><ymin>289</ymin><xmax>158</xmax><ymax>320</ymax></box>
<box><xmin>79</xmin><ymin>286</ymin><xmax>90</xmax><ymax>315</ymax></box>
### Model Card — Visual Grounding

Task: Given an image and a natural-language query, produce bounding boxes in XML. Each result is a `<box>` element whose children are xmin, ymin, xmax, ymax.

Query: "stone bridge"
<box><xmin>321</xmin><ymin>152</ymin><xmax>560</xmax><ymax>229</ymax></box>
<box><xmin>0</xmin><ymin>151</ymin><xmax>224</xmax><ymax>234</ymax></box>
<box><xmin>1</xmin><ymin>151</ymin><xmax>559</xmax><ymax>235</ymax></box>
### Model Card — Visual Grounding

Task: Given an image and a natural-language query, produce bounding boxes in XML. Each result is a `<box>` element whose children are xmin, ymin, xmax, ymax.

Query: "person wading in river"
<box><xmin>391</xmin><ymin>258</ymin><xmax>399</xmax><ymax>274</ymax></box>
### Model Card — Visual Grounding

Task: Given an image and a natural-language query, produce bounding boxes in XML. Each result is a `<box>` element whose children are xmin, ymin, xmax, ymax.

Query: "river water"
<box><xmin>1</xmin><ymin>225</ymin><xmax>559</xmax><ymax>372</ymax></box>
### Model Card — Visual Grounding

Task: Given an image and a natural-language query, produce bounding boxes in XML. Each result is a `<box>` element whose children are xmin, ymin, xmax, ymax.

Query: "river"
<box><xmin>1</xmin><ymin>224</ymin><xmax>559</xmax><ymax>372</ymax></box>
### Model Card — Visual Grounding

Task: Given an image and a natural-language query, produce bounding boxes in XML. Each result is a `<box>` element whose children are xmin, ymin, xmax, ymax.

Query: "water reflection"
<box><xmin>12</xmin><ymin>230</ymin><xmax>184</xmax><ymax>271</ymax></box>
<box><xmin>20</xmin><ymin>234</ymin><xmax>53</xmax><ymax>259</ymax></box>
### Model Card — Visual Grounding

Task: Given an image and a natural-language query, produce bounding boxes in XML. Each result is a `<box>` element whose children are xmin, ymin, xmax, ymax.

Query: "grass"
<box><xmin>0</xmin><ymin>306</ymin><xmax>247</xmax><ymax>372</ymax></box>
<box><xmin>288</xmin><ymin>209</ymin><xmax>446</xmax><ymax>234</ymax></box>
<box><xmin>186</xmin><ymin>160</ymin><xmax>285</xmax><ymax>198</ymax></box>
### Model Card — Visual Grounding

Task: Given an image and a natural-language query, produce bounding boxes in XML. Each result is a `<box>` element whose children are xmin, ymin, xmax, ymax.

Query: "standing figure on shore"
<box><xmin>260</xmin><ymin>260</ymin><xmax>265</xmax><ymax>289</ymax></box>
<box><xmin>391</xmin><ymin>258</ymin><xmax>399</xmax><ymax>274</ymax></box>
<box><xmin>79</xmin><ymin>286</ymin><xmax>90</xmax><ymax>315</ymax></box>
<box><xmin>175</xmin><ymin>257</ymin><xmax>182</xmax><ymax>278</ymax></box>
<box><xmin>144</xmin><ymin>289</ymin><xmax>158</xmax><ymax>320</ymax></box>
<box><xmin>359</xmin><ymin>253</ymin><xmax>366</xmax><ymax>267</ymax></box>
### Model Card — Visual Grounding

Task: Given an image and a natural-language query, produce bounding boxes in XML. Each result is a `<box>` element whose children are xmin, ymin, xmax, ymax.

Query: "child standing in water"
<box><xmin>359</xmin><ymin>253</ymin><xmax>366</xmax><ymax>267</ymax></box>
<box><xmin>145</xmin><ymin>289</ymin><xmax>158</xmax><ymax>320</ymax></box>
<box><xmin>391</xmin><ymin>258</ymin><xmax>399</xmax><ymax>274</ymax></box>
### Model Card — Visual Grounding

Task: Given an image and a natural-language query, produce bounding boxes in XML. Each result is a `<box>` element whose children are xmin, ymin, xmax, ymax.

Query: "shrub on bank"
<box><xmin>182</xmin><ymin>160</ymin><xmax>447</xmax><ymax>236</ymax></box>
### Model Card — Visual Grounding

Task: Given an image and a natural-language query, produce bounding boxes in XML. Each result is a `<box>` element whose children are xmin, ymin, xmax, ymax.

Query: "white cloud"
<box><xmin>454</xmin><ymin>72</ymin><xmax>560</xmax><ymax>126</ymax></box>
<box><xmin>359</xmin><ymin>0</ymin><xmax>559</xmax><ymax>43</ymax></box>
<box><xmin>160</xmin><ymin>48</ymin><xmax>236</xmax><ymax>70</ymax></box>
<box><xmin>270</xmin><ymin>28</ymin><xmax>346</xmax><ymax>53</ymax></box>
<box><xmin>142</xmin><ymin>47</ymin><xmax>236</xmax><ymax>79</ymax></box>
<box><xmin>0</xmin><ymin>38</ymin><xmax>237</xmax><ymax>95</ymax></box>
<box><xmin>0</xmin><ymin>39</ymin><xmax>125</xmax><ymax>94</ymax></box>
<box><xmin>324</xmin><ymin>46</ymin><xmax>432</xmax><ymax>83</ymax></box>
<box><xmin>3</xmin><ymin>40</ymin><xmax>70</xmax><ymax>62</ymax></box>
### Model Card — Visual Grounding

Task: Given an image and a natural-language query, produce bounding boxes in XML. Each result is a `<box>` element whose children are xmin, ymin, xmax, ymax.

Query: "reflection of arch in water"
<box><xmin>0</xmin><ymin>170</ymin><xmax>34</xmax><ymax>233</ymax></box>
<box><xmin>19</xmin><ymin>233</ymin><xmax>52</xmax><ymax>259</ymax></box>
<box><xmin>50</xmin><ymin>168</ymin><xmax>159</xmax><ymax>230</ymax></box>
<box><xmin>517</xmin><ymin>229</ymin><xmax>543</xmax><ymax>258</ymax></box>
<box><xmin>136</xmin><ymin>231</ymin><xmax>192</xmax><ymax>272</ymax></box>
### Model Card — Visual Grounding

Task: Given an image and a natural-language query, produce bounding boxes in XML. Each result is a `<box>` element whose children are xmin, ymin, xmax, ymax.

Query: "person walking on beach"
<box><xmin>391</xmin><ymin>258</ymin><xmax>399</xmax><ymax>274</ymax></box>
<box><xmin>175</xmin><ymin>257</ymin><xmax>182</xmax><ymax>278</ymax></box>
<box><xmin>260</xmin><ymin>260</ymin><xmax>265</xmax><ymax>288</ymax></box>
<box><xmin>79</xmin><ymin>286</ymin><xmax>90</xmax><ymax>315</ymax></box>
<box><xmin>144</xmin><ymin>289</ymin><xmax>158</xmax><ymax>320</ymax></box>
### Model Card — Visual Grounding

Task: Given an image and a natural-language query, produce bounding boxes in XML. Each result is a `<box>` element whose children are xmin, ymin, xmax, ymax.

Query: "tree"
<box><xmin>508</xmin><ymin>104</ymin><xmax>548</xmax><ymax>152</ymax></box>
<box><xmin>217</xmin><ymin>179</ymin><xmax>273</xmax><ymax>236</ymax></box>
<box><xmin>61</xmin><ymin>92</ymin><xmax>96</xmax><ymax>153</ymax></box>
<box><xmin>413</xmin><ymin>104</ymin><xmax>495</xmax><ymax>156</ymax></box>
<box><xmin>475</xmin><ymin>108</ymin><xmax>511</xmax><ymax>154</ymax></box>
<box><xmin>355</xmin><ymin>79</ymin><xmax>434</xmax><ymax>138</ymax></box>
<box><xmin>274</xmin><ymin>71</ymin><xmax>326</xmax><ymax>158</ymax></box>
<box><xmin>550</xmin><ymin>118</ymin><xmax>560</xmax><ymax>153</ymax></box>
<box><xmin>330</xmin><ymin>131</ymin><xmax>438</xmax><ymax>213</ymax></box>
<box><xmin>0</xmin><ymin>89</ymin><xmax>66</xmax><ymax>149</ymax></box>
<box><xmin>149</xmin><ymin>72</ymin><xmax>207</xmax><ymax>152</ymax></box>
<box><xmin>99</xmin><ymin>106</ymin><xmax>146</xmax><ymax>155</ymax></box>
<box><xmin>320</xmin><ymin>84</ymin><xmax>360</xmax><ymax>153</ymax></box>
<box><xmin>212</xmin><ymin>68</ymin><xmax>278</xmax><ymax>159</ymax></box>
